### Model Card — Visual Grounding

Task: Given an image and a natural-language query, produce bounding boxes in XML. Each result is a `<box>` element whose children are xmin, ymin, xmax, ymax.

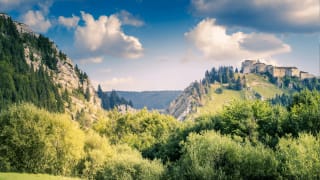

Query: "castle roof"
<box><xmin>275</xmin><ymin>66</ymin><xmax>298</xmax><ymax>69</ymax></box>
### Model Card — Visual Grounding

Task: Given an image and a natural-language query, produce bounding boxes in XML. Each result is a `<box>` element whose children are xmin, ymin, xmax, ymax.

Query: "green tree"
<box><xmin>170</xmin><ymin>131</ymin><xmax>278</xmax><ymax>179</ymax></box>
<box><xmin>276</xmin><ymin>134</ymin><xmax>320</xmax><ymax>178</ymax></box>
<box><xmin>0</xmin><ymin>103</ymin><xmax>84</xmax><ymax>175</ymax></box>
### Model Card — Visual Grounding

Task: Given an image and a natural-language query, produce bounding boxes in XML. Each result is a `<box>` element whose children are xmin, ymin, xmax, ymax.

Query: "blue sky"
<box><xmin>1</xmin><ymin>0</ymin><xmax>319</xmax><ymax>91</ymax></box>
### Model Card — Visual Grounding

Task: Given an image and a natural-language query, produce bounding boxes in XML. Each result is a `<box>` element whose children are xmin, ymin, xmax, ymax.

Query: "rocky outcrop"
<box><xmin>167</xmin><ymin>82</ymin><xmax>203</xmax><ymax>121</ymax></box>
<box><xmin>14</xmin><ymin>19</ymin><xmax>102</xmax><ymax>119</ymax></box>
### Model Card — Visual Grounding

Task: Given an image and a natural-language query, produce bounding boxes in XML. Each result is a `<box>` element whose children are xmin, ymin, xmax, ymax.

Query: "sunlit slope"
<box><xmin>187</xmin><ymin>74</ymin><xmax>286</xmax><ymax>119</ymax></box>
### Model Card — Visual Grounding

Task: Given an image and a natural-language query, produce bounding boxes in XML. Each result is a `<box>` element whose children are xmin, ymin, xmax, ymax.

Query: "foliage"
<box><xmin>0</xmin><ymin>89</ymin><xmax>320</xmax><ymax>179</ymax></box>
<box><xmin>0</xmin><ymin>172</ymin><xmax>80</xmax><ymax>180</ymax></box>
<box><xmin>276</xmin><ymin>134</ymin><xmax>320</xmax><ymax>178</ymax></box>
<box><xmin>283</xmin><ymin>89</ymin><xmax>320</xmax><ymax>136</ymax></box>
<box><xmin>214</xmin><ymin>87</ymin><xmax>223</xmax><ymax>94</ymax></box>
<box><xmin>93</xmin><ymin>108</ymin><xmax>178</xmax><ymax>152</ymax></box>
<box><xmin>0</xmin><ymin>103</ymin><xmax>84</xmax><ymax>175</ymax></box>
<box><xmin>0</xmin><ymin>103</ymin><xmax>165</xmax><ymax>179</ymax></box>
<box><xmin>269</xmin><ymin>93</ymin><xmax>292</xmax><ymax>107</ymax></box>
<box><xmin>0</xmin><ymin>15</ymin><xmax>64</xmax><ymax>112</ymax></box>
<box><xmin>169</xmin><ymin>131</ymin><xmax>279</xmax><ymax>179</ymax></box>
<box><xmin>74</xmin><ymin>65</ymin><xmax>88</xmax><ymax>85</ymax></box>
<box><xmin>95</xmin><ymin>145</ymin><xmax>165</xmax><ymax>180</ymax></box>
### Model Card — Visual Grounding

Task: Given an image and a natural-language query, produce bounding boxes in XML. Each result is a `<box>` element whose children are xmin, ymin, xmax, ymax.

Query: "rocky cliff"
<box><xmin>167</xmin><ymin>82</ymin><xmax>204</xmax><ymax>121</ymax></box>
<box><xmin>4</xmin><ymin>14</ymin><xmax>102</xmax><ymax>119</ymax></box>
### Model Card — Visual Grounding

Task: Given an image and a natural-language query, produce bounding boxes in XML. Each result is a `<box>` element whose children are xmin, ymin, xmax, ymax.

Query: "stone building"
<box><xmin>240</xmin><ymin>59</ymin><xmax>313</xmax><ymax>79</ymax></box>
<box><xmin>254</xmin><ymin>62</ymin><xmax>267</xmax><ymax>73</ymax></box>
<box><xmin>300</xmin><ymin>71</ymin><xmax>314</xmax><ymax>79</ymax></box>
<box><xmin>271</xmin><ymin>67</ymin><xmax>299</xmax><ymax>78</ymax></box>
<box><xmin>241</xmin><ymin>60</ymin><xmax>257</xmax><ymax>73</ymax></box>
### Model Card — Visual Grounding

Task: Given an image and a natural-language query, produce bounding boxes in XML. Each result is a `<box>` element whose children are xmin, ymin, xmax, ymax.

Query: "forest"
<box><xmin>1</xmin><ymin>89</ymin><xmax>320</xmax><ymax>179</ymax></box>
<box><xmin>0</xmin><ymin>15</ymin><xmax>64</xmax><ymax>112</ymax></box>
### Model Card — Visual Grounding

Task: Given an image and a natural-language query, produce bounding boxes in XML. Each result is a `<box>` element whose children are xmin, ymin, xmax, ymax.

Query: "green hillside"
<box><xmin>188</xmin><ymin>73</ymin><xmax>287</xmax><ymax>119</ymax></box>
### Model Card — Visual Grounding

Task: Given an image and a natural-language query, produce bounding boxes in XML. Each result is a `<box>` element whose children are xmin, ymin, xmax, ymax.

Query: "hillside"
<box><xmin>167</xmin><ymin>63</ymin><xmax>314</xmax><ymax>120</ymax></box>
<box><xmin>0</xmin><ymin>14</ymin><xmax>101</xmax><ymax>120</ymax></box>
<box><xmin>114</xmin><ymin>90</ymin><xmax>182</xmax><ymax>110</ymax></box>
<box><xmin>188</xmin><ymin>74</ymin><xmax>287</xmax><ymax>119</ymax></box>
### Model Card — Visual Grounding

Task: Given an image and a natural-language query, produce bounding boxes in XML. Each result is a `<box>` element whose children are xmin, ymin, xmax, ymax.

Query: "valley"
<box><xmin>0</xmin><ymin>2</ymin><xmax>319</xmax><ymax>179</ymax></box>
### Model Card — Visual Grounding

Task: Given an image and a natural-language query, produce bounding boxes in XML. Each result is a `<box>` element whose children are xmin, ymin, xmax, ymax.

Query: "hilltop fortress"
<box><xmin>241</xmin><ymin>60</ymin><xmax>314</xmax><ymax>79</ymax></box>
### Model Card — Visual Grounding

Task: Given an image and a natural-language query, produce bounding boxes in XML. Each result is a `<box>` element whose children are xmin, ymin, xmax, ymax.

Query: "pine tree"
<box><xmin>85</xmin><ymin>86</ymin><xmax>90</xmax><ymax>101</ymax></box>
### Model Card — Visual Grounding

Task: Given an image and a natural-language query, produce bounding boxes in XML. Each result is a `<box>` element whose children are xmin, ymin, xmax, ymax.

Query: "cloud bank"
<box><xmin>185</xmin><ymin>18</ymin><xmax>291</xmax><ymax>61</ymax></box>
<box><xmin>191</xmin><ymin>0</ymin><xmax>319</xmax><ymax>33</ymax></box>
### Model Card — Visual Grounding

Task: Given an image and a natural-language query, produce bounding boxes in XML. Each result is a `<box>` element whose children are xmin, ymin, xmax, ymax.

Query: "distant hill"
<box><xmin>97</xmin><ymin>87</ymin><xmax>133</xmax><ymax>110</ymax></box>
<box><xmin>112</xmin><ymin>91</ymin><xmax>182</xmax><ymax>110</ymax></box>
<box><xmin>168</xmin><ymin>62</ymin><xmax>319</xmax><ymax>121</ymax></box>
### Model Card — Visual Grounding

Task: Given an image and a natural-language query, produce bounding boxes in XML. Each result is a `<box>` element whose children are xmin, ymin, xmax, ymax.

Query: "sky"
<box><xmin>0</xmin><ymin>0</ymin><xmax>319</xmax><ymax>91</ymax></box>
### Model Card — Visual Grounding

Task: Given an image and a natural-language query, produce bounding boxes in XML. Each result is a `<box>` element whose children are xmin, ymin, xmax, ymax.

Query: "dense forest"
<box><xmin>0</xmin><ymin>15</ymin><xmax>64</xmax><ymax>112</ymax></box>
<box><xmin>1</xmin><ymin>89</ymin><xmax>320</xmax><ymax>179</ymax></box>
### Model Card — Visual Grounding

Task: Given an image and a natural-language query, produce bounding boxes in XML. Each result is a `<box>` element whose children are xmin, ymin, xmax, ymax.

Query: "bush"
<box><xmin>276</xmin><ymin>134</ymin><xmax>320</xmax><ymax>178</ymax></box>
<box><xmin>170</xmin><ymin>131</ymin><xmax>278</xmax><ymax>179</ymax></box>
<box><xmin>0</xmin><ymin>103</ymin><xmax>84</xmax><ymax>175</ymax></box>
<box><xmin>93</xmin><ymin>109</ymin><xmax>178</xmax><ymax>151</ymax></box>
<box><xmin>215</xmin><ymin>87</ymin><xmax>223</xmax><ymax>94</ymax></box>
<box><xmin>95</xmin><ymin>145</ymin><xmax>165</xmax><ymax>180</ymax></box>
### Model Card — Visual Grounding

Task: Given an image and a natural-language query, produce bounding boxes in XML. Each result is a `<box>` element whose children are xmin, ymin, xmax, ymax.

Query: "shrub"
<box><xmin>0</xmin><ymin>103</ymin><xmax>85</xmax><ymax>175</ymax></box>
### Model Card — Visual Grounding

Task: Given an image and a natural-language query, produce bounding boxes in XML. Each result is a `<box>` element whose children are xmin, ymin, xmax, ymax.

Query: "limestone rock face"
<box><xmin>13</xmin><ymin>19</ymin><xmax>102</xmax><ymax>119</ymax></box>
<box><xmin>167</xmin><ymin>82</ymin><xmax>202</xmax><ymax>121</ymax></box>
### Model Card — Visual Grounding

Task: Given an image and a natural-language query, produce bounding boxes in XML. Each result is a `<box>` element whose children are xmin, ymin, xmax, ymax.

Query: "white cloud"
<box><xmin>191</xmin><ymin>0</ymin><xmax>319</xmax><ymax>33</ymax></box>
<box><xmin>79</xmin><ymin>56</ymin><xmax>104</xmax><ymax>64</ymax></box>
<box><xmin>58</xmin><ymin>15</ymin><xmax>80</xmax><ymax>29</ymax></box>
<box><xmin>75</xmin><ymin>11</ymin><xmax>143</xmax><ymax>59</ymax></box>
<box><xmin>117</xmin><ymin>10</ymin><xmax>144</xmax><ymax>27</ymax></box>
<box><xmin>185</xmin><ymin>18</ymin><xmax>291</xmax><ymax>61</ymax></box>
<box><xmin>22</xmin><ymin>10</ymin><xmax>51</xmax><ymax>33</ymax></box>
<box><xmin>93</xmin><ymin>77</ymin><xmax>134</xmax><ymax>91</ymax></box>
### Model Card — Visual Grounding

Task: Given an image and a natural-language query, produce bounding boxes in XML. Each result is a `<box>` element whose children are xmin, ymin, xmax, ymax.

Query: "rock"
<box><xmin>167</xmin><ymin>82</ymin><xmax>202</xmax><ymax>121</ymax></box>
<box><xmin>14</xmin><ymin>21</ymin><xmax>102</xmax><ymax>120</ymax></box>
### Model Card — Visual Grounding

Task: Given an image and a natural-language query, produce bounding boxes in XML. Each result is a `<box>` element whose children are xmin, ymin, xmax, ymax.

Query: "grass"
<box><xmin>0</xmin><ymin>173</ymin><xmax>80</xmax><ymax>180</ymax></box>
<box><xmin>187</xmin><ymin>74</ymin><xmax>287</xmax><ymax>120</ymax></box>
<box><xmin>245</xmin><ymin>74</ymin><xmax>285</xmax><ymax>99</ymax></box>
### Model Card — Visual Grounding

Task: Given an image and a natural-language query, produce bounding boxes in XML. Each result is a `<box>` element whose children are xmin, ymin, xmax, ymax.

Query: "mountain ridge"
<box><xmin>0</xmin><ymin>14</ymin><xmax>102</xmax><ymax>120</ymax></box>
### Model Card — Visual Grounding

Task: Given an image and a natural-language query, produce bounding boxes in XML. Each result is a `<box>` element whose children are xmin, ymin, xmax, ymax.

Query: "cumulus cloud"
<box><xmin>117</xmin><ymin>10</ymin><xmax>144</xmax><ymax>27</ymax></box>
<box><xmin>75</xmin><ymin>11</ymin><xmax>143</xmax><ymax>59</ymax></box>
<box><xmin>58</xmin><ymin>15</ymin><xmax>80</xmax><ymax>29</ymax></box>
<box><xmin>185</xmin><ymin>18</ymin><xmax>291</xmax><ymax>61</ymax></box>
<box><xmin>79</xmin><ymin>56</ymin><xmax>104</xmax><ymax>64</ymax></box>
<box><xmin>191</xmin><ymin>0</ymin><xmax>319</xmax><ymax>33</ymax></box>
<box><xmin>22</xmin><ymin>10</ymin><xmax>51</xmax><ymax>33</ymax></box>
